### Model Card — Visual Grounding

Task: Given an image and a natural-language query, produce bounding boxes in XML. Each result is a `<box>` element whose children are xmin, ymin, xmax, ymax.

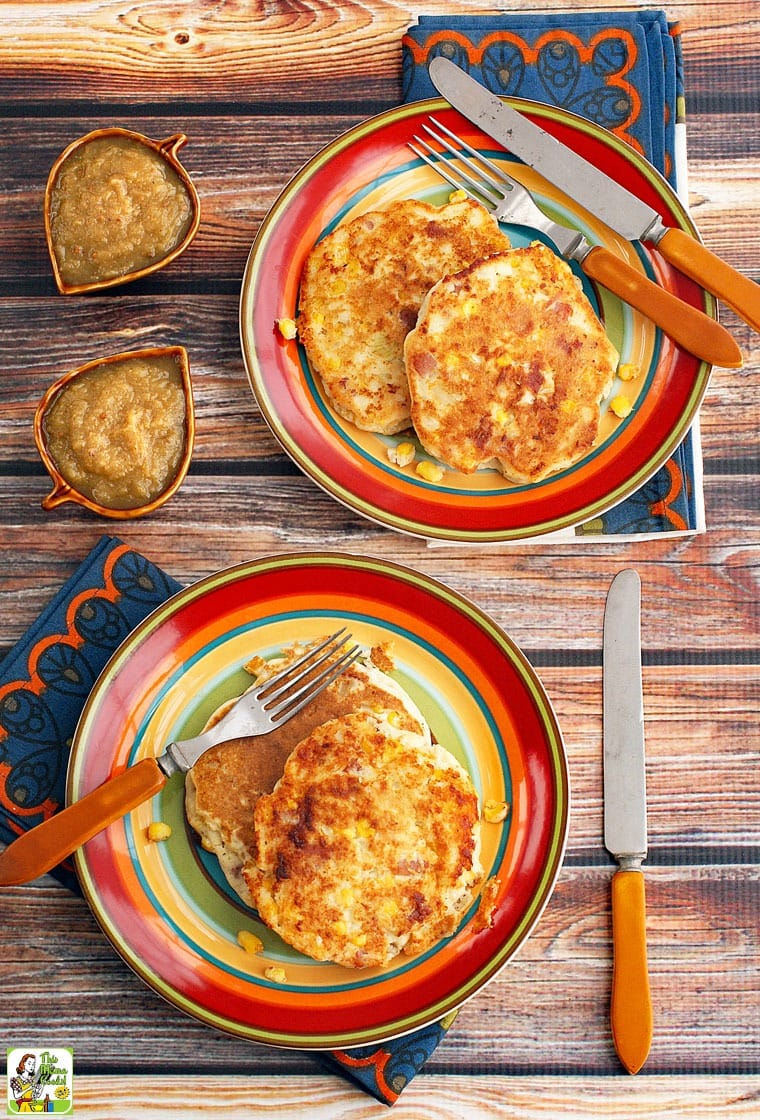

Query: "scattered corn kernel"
<box><xmin>449</xmin><ymin>188</ymin><xmax>468</xmax><ymax>203</ymax></box>
<box><xmin>609</xmin><ymin>394</ymin><xmax>633</xmax><ymax>419</ymax></box>
<box><xmin>388</xmin><ymin>441</ymin><xmax>416</xmax><ymax>468</ymax></box>
<box><xmin>244</xmin><ymin>653</ymin><xmax>267</xmax><ymax>677</ymax></box>
<box><xmin>351</xmin><ymin>932</ymin><xmax>368</xmax><ymax>947</ymax></box>
<box><xmin>147</xmin><ymin>821</ymin><xmax>172</xmax><ymax>842</ymax></box>
<box><xmin>332</xmin><ymin>919</ymin><xmax>348</xmax><ymax>936</ymax></box>
<box><xmin>462</xmin><ymin>298</ymin><xmax>478</xmax><ymax>317</ymax></box>
<box><xmin>483</xmin><ymin>799</ymin><xmax>510</xmax><ymax>824</ymax></box>
<box><xmin>237</xmin><ymin>929</ymin><xmax>264</xmax><ymax>955</ymax></box>
<box><xmin>356</xmin><ymin>818</ymin><xmax>374</xmax><ymax>839</ymax></box>
<box><xmin>264</xmin><ymin>966</ymin><xmax>287</xmax><ymax>983</ymax></box>
<box><xmin>276</xmin><ymin>317</ymin><xmax>297</xmax><ymax>340</ymax></box>
<box><xmin>617</xmin><ymin>362</ymin><xmax>638</xmax><ymax>382</ymax></box>
<box><xmin>415</xmin><ymin>460</ymin><xmax>445</xmax><ymax>483</ymax></box>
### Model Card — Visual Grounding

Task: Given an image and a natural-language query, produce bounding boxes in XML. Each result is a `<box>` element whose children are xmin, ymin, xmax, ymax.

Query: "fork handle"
<box><xmin>0</xmin><ymin>758</ymin><xmax>166</xmax><ymax>886</ymax></box>
<box><xmin>581</xmin><ymin>245</ymin><xmax>742</xmax><ymax>368</ymax></box>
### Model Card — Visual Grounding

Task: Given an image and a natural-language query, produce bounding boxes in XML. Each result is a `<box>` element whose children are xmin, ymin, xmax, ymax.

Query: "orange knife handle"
<box><xmin>0</xmin><ymin>757</ymin><xmax>166</xmax><ymax>886</ymax></box>
<box><xmin>657</xmin><ymin>227</ymin><xmax>760</xmax><ymax>334</ymax></box>
<box><xmin>610</xmin><ymin>868</ymin><xmax>653</xmax><ymax>1074</ymax></box>
<box><xmin>582</xmin><ymin>245</ymin><xmax>742</xmax><ymax>369</ymax></box>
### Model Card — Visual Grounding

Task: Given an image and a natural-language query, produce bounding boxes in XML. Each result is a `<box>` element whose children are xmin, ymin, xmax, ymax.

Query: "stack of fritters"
<box><xmin>298</xmin><ymin>197</ymin><xmax>619</xmax><ymax>480</ymax></box>
<box><xmin>297</xmin><ymin>198</ymin><xmax>512</xmax><ymax>433</ymax></box>
<box><xmin>186</xmin><ymin>638</ymin><xmax>485</xmax><ymax>969</ymax></box>
<box><xmin>186</xmin><ymin>640</ymin><xmax>429</xmax><ymax>908</ymax></box>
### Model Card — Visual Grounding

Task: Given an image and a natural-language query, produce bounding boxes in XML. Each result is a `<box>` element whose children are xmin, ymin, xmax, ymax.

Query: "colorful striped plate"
<box><xmin>239</xmin><ymin>99</ymin><xmax>713</xmax><ymax>541</ymax></box>
<box><xmin>70</xmin><ymin>553</ymin><xmax>568</xmax><ymax>1049</ymax></box>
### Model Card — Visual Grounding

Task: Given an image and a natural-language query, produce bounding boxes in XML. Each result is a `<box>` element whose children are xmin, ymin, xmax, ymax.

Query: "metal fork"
<box><xmin>0</xmin><ymin>629</ymin><xmax>360</xmax><ymax>885</ymax></box>
<box><xmin>408</xmin><ymin>117</ymin><xmax>743</xmax><ymax>368</ymax></box>
<box><xmin>411</xmin><ymin>116</ymin><xmax>588</xmax><ymax>261</ymax></box>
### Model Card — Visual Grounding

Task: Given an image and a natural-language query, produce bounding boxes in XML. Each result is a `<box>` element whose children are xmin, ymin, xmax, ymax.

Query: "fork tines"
<box><xmin>257</xmin><ymin>628</ymin><xmax>362</xmax><ymax>722</ymax></box>
<box><xmin>408</xmin><ymin>116</ymin><xmax>516</xmax><ymax>212</ymax></box>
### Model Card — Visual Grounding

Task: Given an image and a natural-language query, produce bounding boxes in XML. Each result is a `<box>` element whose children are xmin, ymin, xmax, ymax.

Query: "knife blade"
<box><xmin>603</xmin><ymin>568</ymin><xmax>652</xmax><ymax>1075</ymax></box>
<box><xmin>429</xmin><ymin>56</ymin><xmax>760</xmax><ymax>334</ymax></box>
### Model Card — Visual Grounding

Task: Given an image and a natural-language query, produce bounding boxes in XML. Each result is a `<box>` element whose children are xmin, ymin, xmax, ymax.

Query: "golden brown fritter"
<box><xmin>243</xmin><ymin>709</ymin><xmax>484</xmax><ymax>968</ymax></box>
<box><xmin>185</xmin><ymin>641</ymin><xmax>430</xmax><ymax>907</ymax></box>
<box><xmin>405</xmin><ymin>242</ymin><xmax>619</xmax><ymax>482</ymax></box>
<box><xmin>298</xmin><ymin>198</ymin><xmax>511</xmax><ymax>434</ymax></box>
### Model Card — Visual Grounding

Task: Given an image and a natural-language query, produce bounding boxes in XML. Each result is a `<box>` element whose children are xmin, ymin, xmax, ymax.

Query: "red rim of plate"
<box><xmin>70</xmin><ymin>553</ymin><xmax>569</xmax><ymax>1049</ymax></box>
<box><xmin>239</xmin><ymin>97</ymin><xmax>714</xmax><ymax>541</ymax></box>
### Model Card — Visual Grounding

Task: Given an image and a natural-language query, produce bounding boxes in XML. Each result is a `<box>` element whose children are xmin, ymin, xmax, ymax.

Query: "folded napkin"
<box><xmin>403</xmin><ymin>10</ymin><xmax>703</xmax><ymax>538</ymax></box>
<box><xmin>0</xmin><ymin>537</ymin><xmax>451</xmax><ymax>1104</ymax></box>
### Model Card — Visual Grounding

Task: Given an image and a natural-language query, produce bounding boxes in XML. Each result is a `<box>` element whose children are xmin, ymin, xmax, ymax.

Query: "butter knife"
<box><xmin>429</xmin><ymin>56</ymin><xmax>760</xmax><ymax>336</ymax></box>
<box><xmin>603</xmin><ymin>569</ymin><xmax>653</xmax><ymax>1074</ymax></box>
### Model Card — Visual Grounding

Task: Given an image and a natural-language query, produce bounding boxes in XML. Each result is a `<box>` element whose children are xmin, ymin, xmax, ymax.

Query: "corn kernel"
<box><xmin>264</xmin><ymin>966</ymin><xmax>287</xmax><ymax>983</ymax></box>
<box><xmin>483</xmin><ymin>799</ymin><xmax>510</xmax><ymax>824</ymax></box>
<box><xmin>147</xmin><ymin>821</ymin><xmax>172</xmax><ymax>842</ymax></box>
<box><xmin>415</xmin><ymin>460</ymin><xmax>445</xmax><ymax>483</ymax></box>
<box><xmin>356</xmin><ymin>818</ymin><xmax>374</xmax><ymax>839</ymax></box>
<box><xmin>332</xmin><ymin>919</ymin><xmax>347</xmax><ymax>936</ymax></box>
<box><xmin>339</xmin><ymin>887</ymin><xmax>354</xmax><ymax>906</ymax></box>
<box><xmin>387</xmin><ymin>441</ymin><xmax>416</xmax><ymax>468</ymax></box>
<box><xmin>351</xmin><ymin>932</ymin><xmax>368</xmax><ymax>947</ymax></box>
<box><xmin>609</xmin><ymin>394</ymin><xmax>633</xmax><ymax>418</ymax></box>
<box><xmin>560</xmin><ymin>398</ymin><xmax>577</xmax><ymax>414</ymax></box>
<box><xmin>462</xmin><ymin>298</ymin><xmax>478</xmax><ymax>317</ymax></box>
<box><xmin>276</xmin><ymin>317</ymin><xmax>297</xmax><ymax>340</ymax></box>
<box><xmin>386</xmin><ymin>710</ymin><xmax>402</xmax><ymax>728</ymax></box>
<box><xmin>237</xmin><ymin>929</ymin><xmax>264</xmax><ymax>955</ymax></box>
<box><xmin>340</xmin><ymin>825</ymin><xmax>357</xmax><ymax>840</ymax></box>
<box><xmin>617</xmin><ymin>362</ymin><xmax>638</xmax><ymax>382</ymax></box>
<box><xmin>493</xmin><ymin>406</ymin><xmax>508</xmax><ymax>425</ymax></box>
<box><xmin>449</xmin><ymin>189</ymin><xmax>468</xmax><ymax>203</ymax></box>
<box><xmin>244</xmin><ymin>654</ymin><xmax>267</xmax><ymax>677</ymax></box>
<box><xmin>332</xmin><ymin>277</ymin><xmax>347</xmax><ymax>296</ymax></box>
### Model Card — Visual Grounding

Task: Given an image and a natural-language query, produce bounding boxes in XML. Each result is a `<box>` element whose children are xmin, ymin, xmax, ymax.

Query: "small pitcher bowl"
<box><xmin>45</xmin><ymin>128</ymin><xmax>201</xmax><ymax>295</ymax></box>
<box><xmin>34</xmin><ymin>346</ymin><xmax>195</xmax><ymax>519</ymax></box>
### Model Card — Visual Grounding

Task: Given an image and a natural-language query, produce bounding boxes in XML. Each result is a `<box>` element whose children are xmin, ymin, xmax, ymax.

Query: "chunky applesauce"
<box><xmin>48</xmin><ymin>134</ymin><xmax>194</xmax><ymax>287</ymax></box>
<box><xmin>43</xmin><ymin>354</ymin><xmax>188</xmax><ymax>509</ymax></box>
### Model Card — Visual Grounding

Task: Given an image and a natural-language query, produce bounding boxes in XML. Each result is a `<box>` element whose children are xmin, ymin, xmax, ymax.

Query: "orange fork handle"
<box><xmin>582</xmin><ymin>245</ymin><xmax>742</xmax><ymax>368</ymax></box>
<box><xmin>610</xmin><ymin>868</ymin><xmax>653</xmax><ymax>1075</ymax></box>
<box><xmin>656</xmin><ymin>227</ymin><xmax>760</xmax><ymax>334</ymax></box>
<box><xmin>0</xmin><ymin>757</ymin><xmax>166</xmax><ymax>886</ymax></box>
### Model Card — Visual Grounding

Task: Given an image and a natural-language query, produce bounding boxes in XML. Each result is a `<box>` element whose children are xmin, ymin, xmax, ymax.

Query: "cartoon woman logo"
<box><xmin>9</xmin><ymin>1053</ymin><xmax>47</xmax><ymax>1113</ymax></box>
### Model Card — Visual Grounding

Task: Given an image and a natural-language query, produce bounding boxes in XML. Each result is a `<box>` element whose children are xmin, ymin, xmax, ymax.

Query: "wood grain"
<box><xmin>2</xmin><ymin>868</ymin><xmax>757</xmax><ymax>1072</ymax></box>
<box><xmin>65</xmin><ymin>1073</ymin><xmax>760</xmax><ymax>1118</ymax></box>
<box><xmin>1</xmin><ymin>2</ymin><xmax>758</xmax><ymax>1110</ymax></box>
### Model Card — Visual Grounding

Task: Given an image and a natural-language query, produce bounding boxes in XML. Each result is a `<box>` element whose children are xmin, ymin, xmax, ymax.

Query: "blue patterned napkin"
<box><xmin>403</xmin><ymin>10</ymin><xmax>702</xmax><ymax>537</ymax></box>
<box><xmin>0</xmin><ymin>537</ymin><xmax>447</xmax><ymax>1103</ymax></box>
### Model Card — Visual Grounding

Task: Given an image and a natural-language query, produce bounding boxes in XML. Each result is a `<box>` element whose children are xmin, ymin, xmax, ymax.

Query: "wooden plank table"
<box><xmin>1</xmin><ymin>2</ymin><xmax>758</xmax><ymax>1116</ymax></box>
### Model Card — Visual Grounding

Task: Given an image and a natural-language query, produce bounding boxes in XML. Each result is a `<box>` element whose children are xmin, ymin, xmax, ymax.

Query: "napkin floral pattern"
<box><xmin>0</xmin><ymin>537</ymin><xmax>180</xmax><ymax>891</ymax></box>
<box><xmin>402</xmin><ymin>11</ymin><xmax>701</xmax><ymax>538</ymax></box>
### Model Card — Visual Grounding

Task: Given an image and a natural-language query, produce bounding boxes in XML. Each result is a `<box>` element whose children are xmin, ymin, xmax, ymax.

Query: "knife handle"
<box><xmin>581</xmin><ymin>245</ymin><xmax>742</xmax><ymax>369</ymax></box>
<box><xmin>656</xmin><ymin>227</ymin><xmax>760</xmax><ymax>334</ymax></box>
<box><xmin>610</xmin><ymin>868</ymin><xmax>653</xmax><ymax>1075</ymax></box>
<box><xmin>0</xmin><ymin>757</ymin><xmax>166</xmax><ymax>886</ymax></box>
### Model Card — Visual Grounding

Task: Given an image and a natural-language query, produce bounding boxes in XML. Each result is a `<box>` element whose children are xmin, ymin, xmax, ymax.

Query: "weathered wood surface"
<box><xmin>0</xmin><ymin>0</ymin><xmax>758</xmax><ymax>1114</ymax></box>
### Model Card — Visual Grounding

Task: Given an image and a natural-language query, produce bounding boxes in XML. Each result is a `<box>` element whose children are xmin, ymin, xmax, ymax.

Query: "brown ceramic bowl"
<box><xmin>34</xmin><ymin>346</ymin><xmax>195</xmax><ymax>519</ymax></box>
<box><xmin>44</xmin><ymin>128</ymin><xmax>201</xmax><ymax>295</ymax></box>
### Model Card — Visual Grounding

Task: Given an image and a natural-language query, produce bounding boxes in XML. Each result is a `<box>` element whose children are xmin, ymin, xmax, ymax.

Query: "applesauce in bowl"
<box><xmin>45</xmin><ymin>128</ymin><xmax>200</xmax><ymax>294</ymax></box>
<box><xmin>35</xmin><ymin>346</ymin><xmax>195</xmax><ymax>518</ymax></box>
